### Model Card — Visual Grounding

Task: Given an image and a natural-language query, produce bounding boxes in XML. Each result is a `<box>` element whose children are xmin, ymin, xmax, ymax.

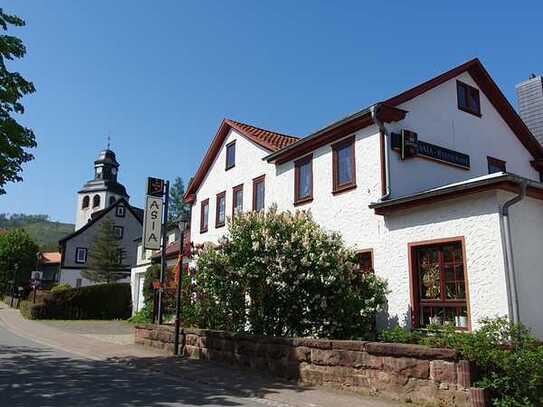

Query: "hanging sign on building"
<box><xmin>142</xmin><ymin>177</ymin><xmax>165</xmax><ymax>250</ymax></box>
<box><xmin>391</xmin><ymin>130</ymin><xmax>470</xmax><ymax>170</ymax></box>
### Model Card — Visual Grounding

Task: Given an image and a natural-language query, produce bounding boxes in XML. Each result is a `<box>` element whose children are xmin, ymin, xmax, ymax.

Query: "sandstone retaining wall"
<box><xmin>135</xmin><ymin>324</ymin><xmax>472</xmax><ymax>406</ymax></box>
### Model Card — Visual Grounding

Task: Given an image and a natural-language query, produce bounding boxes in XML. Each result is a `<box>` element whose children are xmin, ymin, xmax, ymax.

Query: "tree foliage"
<box><xmin>168</xmin><ymin>176</ymin><xmax>190</xmax><ymax>222</ymax></box>
<box><xmin>0</xmin><ymin>228</ymin><xmax>38</xmax><ymax>294</ymax></box>
<box><xmin>191</xmin><ymin>207</ymin><xmax>388</xmax><ymax>339</ymax></box>
<box><xmin>81</xmin><ymin>218</ymin><xmax>127</xmax><ymax>283</ymax></box>
<box><xmin>0</xmin><ymin>9</ymin><xmax>37</xmax><ymax>194</ymax></box>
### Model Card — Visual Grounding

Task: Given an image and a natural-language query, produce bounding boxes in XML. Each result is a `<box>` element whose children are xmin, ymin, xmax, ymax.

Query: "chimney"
<box><xmin>516</xmin><ymin>74</ymin><xmax>543</xmax><ymax>146</ymax></box>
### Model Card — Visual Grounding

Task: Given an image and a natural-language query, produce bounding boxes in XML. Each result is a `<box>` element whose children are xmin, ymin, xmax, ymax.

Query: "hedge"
<box><xmin>20</xmin><ymin>283</ymin><xmax>132</xmax><ymax>320</ymax></box>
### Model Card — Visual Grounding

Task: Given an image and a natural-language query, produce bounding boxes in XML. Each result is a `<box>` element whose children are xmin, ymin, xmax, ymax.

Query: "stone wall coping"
<box><xmin>135</xmin><ymin>324</ymin><xmax>457</xmax><ymax>361</ymax></box>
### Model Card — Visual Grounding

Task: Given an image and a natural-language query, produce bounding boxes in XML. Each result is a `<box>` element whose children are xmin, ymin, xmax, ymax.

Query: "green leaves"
<box><xmin>0</xmin><ymin>8</ymin><xmax>36</xmax><ymax>194</ymax></box>
<box><xmin>380</xmin><ymin>318</ymin><xmax>543</xmax><ymax>407</ymax></box>
<box><xmin>82</xmin><ymin>218</ymin><xmax>127</xmax><ymax>283</ymax></box>
<box><xmin>0</xmin><ymin>228</ymin><xmax>39</xmax><ymax>293</ymax></box>
<box><xmin>193</xmin><ymin>207</ymin><xmax>388</xmax><ymax>339</ymax></box>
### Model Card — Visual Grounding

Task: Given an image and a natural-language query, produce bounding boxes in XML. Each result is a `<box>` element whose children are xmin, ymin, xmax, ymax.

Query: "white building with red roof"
<box><xmin>182</xmin><ymin>59</ymin><xmax>543</xmax><ymax>338</ymax></box>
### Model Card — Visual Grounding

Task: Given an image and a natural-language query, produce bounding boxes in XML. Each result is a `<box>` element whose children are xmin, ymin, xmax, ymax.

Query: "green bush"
<box><xmin>380</xmin><ymin>318</ymin><xmax>543</xmax><ymax>407</ymax></box>
<box><xmin>21</xmin><ymin>283</ymin><xmax>132</xmax><ymax>320</ymax></box>
<box><xmin>50</xmin><ymin>283</ymin><xmax>71</xmax><ymax>294</ymax></box>
<box><xmin>19</xmin><ymin>300</ymin><xmax>47</xmax><ymax>319</ymax></box>
<box><xmin>192</xmin><ymin>206</ymin><xmax>388</xmax><ymax>339</ymax></box>
<box><xmin>128</xmin><ymin>305</ymin><xmax>153</xmax><ymax>324</ymax></box>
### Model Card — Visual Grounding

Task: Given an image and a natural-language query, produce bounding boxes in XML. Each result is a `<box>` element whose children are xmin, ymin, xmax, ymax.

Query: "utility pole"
<box><xmin>157</xmin><ymin>180</ymin><xmax>170</xmax><ymax>325</ymax></box>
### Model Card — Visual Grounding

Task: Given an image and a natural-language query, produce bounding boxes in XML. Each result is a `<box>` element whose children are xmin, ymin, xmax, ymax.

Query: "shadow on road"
<box><xmin>0</xmin><ymin>344</ymin><xmax>305</xmax><ymax>407</ymax></box>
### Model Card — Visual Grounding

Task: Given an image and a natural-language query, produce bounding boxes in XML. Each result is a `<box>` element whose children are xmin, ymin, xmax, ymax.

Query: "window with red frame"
<box><xmin>411</xmin><ymin>240</ymin><xmax>469</xmax><ymax>329</ymax></box>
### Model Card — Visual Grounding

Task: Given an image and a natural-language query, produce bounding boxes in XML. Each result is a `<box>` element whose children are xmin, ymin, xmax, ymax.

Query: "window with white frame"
<box><xmin>75</xmin><ymin>247</ymin><xmax>87</xmax><ymax>264</ymax></box>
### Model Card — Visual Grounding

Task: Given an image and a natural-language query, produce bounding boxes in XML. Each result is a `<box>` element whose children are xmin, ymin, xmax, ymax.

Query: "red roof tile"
<box><xmin>226</xmin><ymin>119</ymin><xmax>298</xmax><ymax>151</ymax></box>
<box><xmin>184</xmin><ymin>119</ymin><xmax>298</xmax><ymax>201</ymax></box>
<box><xmin>40</xmin><ymin>252</ymin><xmax>61</xmax><ymax>264</ymax></box>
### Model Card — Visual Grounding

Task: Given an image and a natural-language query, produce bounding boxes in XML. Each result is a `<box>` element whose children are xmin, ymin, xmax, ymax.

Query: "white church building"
<box><xmin>58</xmin><ymin>148</ymin><xmax>143</xmax><ymax>287</ymax></box>
<box><xmin>182</xmin><ymin>59</ymin><xmax>543</xmax><ymax>337</ymax></box>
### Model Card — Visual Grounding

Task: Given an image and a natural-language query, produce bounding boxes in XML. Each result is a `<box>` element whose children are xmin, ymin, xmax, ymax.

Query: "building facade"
<box><xmin>59</xmin><ymin>149</ymin><xmax>143</xmax><ymax>287</ymax></box>
<box><xmin>183</xmin><ymin>59</ymin><xmax>543</xmax><ymax>337</ymax></box>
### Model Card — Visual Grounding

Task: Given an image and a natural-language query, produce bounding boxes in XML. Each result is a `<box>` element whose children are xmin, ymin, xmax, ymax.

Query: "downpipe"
<box><xmin>500</xmin><ymin>180</ymin><xmax>526</xmax><ymax>325</ymax></box>
<box><xmin>371</xmin><ymin>104</ymin><xmax>391</xmax><ymax>200</ymax></box>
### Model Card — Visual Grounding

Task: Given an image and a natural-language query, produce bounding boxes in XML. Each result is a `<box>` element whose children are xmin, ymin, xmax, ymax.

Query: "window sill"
<box><xmin>215</xmin><ymin>222</ymin><xmax>225</xmax><ymax>229</ymax></box>
<box><xmin>200</xmin><ymin>228</ymin><xmax>208</xmax><ymax>234</ymax></box>
<box><xmin>458</xmin><ymin>106</ymin><xmax>481</xmax><ymax>118</ymax></box>
<box><xmin>225</xmin><ymin>164</ymin><xmax>235</xmax><ymax>171</ymax></box>
<box><xmin>294</xmin><ymin>196</ymin><xmax>313</xmax><ymax>206</ymax></box>
<box><xmin>332</xmin><ymin>183</ymin><xmax>357</xmax><ymax>195</ymax></box>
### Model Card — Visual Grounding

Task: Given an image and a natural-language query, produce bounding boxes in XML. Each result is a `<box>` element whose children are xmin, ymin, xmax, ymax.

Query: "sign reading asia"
<box><xmin>142</xmin><ymin>177</ymin><xmax>165</xmax><ymax>250</ymax></box>
<box><xmin>391</xmin><ymin>130</ymin><xmax>470</xmax><ymax>170</ymax></box>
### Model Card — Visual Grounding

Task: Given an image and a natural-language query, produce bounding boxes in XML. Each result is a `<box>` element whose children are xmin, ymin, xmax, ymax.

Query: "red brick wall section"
<box><xmin>134</xmin><ymin>325</ymin><xmax>471</xmax><ymax>406</ymax></box>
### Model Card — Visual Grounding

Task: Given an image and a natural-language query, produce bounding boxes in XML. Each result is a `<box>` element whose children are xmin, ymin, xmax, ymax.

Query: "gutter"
<box><xmin>264</xmin><ymin>107</ymin><xmax>373</xmax><ymax>163</ymax></box>
<box><xmin>371</xmin><ymin>103</ymin><xmax>391</xmax><ymax>200</ymax></box>
<box><xmin>500</xmin><ymin>179</ymin><xmax>527</xmax><ymax>325</ymax></box>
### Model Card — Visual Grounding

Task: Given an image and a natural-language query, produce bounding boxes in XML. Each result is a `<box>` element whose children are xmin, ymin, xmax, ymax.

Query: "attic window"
<box><xmin>487</xmin><ymin>156</ymin><xmax>506</xmax><ymax>174</ymax></box>
<box><xmin>457</xmin><ymin>81</ymin><xmax>481</xmax><ymax>117</ymax></box>
<box><xmin>116</xmin><ymin>206</ymin><xmax>126</xmax><ymax>217</ymax></box>
<box><xmin>226</xmin><ymin>141</ymin><xmax>236</xmax><ymax>170</ymax></box>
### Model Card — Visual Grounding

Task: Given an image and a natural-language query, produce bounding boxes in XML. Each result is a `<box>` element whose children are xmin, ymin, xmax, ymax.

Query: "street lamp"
<box><xmin>173</xmin><ymin>217</ymin><xmax>189</xmax><ymax>356</ymax></box>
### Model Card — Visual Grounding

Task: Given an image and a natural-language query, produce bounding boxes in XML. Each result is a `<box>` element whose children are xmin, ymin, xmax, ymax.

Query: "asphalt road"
<box><xmin>0</xmin><ymin>321</ymin><xmax>281</xmax><ymax>407</ymax></box>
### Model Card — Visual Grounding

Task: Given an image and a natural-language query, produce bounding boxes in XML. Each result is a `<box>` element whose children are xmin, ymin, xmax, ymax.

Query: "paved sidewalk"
<box><xmin>0</xmin><ymin>305</ymin><xmax>405</xmax><ymax>407</ymax></box>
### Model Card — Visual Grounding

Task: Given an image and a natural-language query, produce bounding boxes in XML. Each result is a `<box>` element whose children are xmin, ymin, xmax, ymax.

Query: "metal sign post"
<box><xmin>158</xmin><ymin>180</ymin><xmax>169</xmax><ymax>325</ymax></box>
<box><xmin>142</xmin><ymin>177</ymin><xmax>169</xmax><ymax>325</ymax></box>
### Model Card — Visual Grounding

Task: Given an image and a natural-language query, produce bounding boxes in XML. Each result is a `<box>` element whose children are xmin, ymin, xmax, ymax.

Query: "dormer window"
<box><xmin>226</xmin><ymin>141</ymin><xmax>236</xmax><ymax>170</ymax></box>
<box><xmin>457</xmin><ymin>81</ymin><xmax>481</xmax><ymax>117</ymax></box>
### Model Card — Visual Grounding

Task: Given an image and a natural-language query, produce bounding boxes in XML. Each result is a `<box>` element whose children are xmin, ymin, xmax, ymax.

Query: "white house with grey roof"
<box><xmin>183</xmin><ymin>59</ymin><xmax>543</xmax><ymax>338</ymax></box>
<box><xmin>59</xmin><ymin>148</ymin><xmax>143</xmax><ymax>287</ymax></box>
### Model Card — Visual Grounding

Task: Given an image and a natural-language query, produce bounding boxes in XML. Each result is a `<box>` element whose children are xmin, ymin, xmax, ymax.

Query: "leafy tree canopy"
<box><xmin>81</xmin><ymin>218</ymin><xmax>127</xmax><ymax>284</ymax></box>
<box><xmin>168</xmin><ymin>176</ymin><xmax>190</xmax><ymax>223</ymax></box>
<box><xmin>0</xmin><ymin>228</ymin><xmax>39</xmax><ymax>293</ymax></box>
<box><xmin>0</xmin><ymin>9</ymin><xmax>37</xmax><ymax>194</ymax></box>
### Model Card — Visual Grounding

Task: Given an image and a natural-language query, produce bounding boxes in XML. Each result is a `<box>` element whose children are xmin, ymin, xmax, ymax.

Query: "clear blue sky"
<box><xmin>1</xmin><ymin>1</ymin><xmax>542</xmax><ymax>223</ymax></box>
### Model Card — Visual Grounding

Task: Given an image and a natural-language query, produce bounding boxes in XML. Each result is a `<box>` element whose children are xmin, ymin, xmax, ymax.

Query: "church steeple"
<box><xmin>94</xmin><ymin>149</ymin><xmax>119</xmax><ymax>183</ymax></box>
<box><xmin>74</xmin><ymin>147</ymin><xmax>129</xmax><ymax>230</ymax></box>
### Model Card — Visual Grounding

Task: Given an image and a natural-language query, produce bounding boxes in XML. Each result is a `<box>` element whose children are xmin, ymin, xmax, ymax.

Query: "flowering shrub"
<box><xmin>192</xmin><ymin>206</ymin><xmax>387</xmax><ymax>339</ymax></box>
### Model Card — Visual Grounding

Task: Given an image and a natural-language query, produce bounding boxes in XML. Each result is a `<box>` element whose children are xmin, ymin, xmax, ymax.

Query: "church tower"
<box><xmin>75</xmin><ymin>148</ymin><xmax>129</xmax><ymax>230</ymax></box>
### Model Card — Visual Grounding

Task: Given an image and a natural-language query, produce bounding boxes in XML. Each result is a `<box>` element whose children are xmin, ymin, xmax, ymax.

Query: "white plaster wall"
<box><xmin>506</xmin><ymin>194</ymin><xmax>543</xmax><ymax>338</ymax></box>
<box><xmin>189</xmin><ymin>121</ymin><xmax>515</xmax><ymax>332</ymax></box>
<box><xmin>75</xmin><ymin>191</ymin><xmax>107</xmax><ymax>230</ymax></box>
<box><xmin>191</xmin><ymin>129</ymin><xmax>277</xmax><ymax>244</ymax></box>
<box><xmin>75</xmin><ymin>192</ymin><xmax>127</xmax><ymax>230</ymax></box>
<box><xmin>380</xmin><ymin>192</ymin><xmax>509</xmax><ymax>331</ymax></box>
<box><xmin>388</xmin><ymin>71</ymin><xmax>539</xmax><ymax>198</ymax></box>
<box><xmin>130</xmin><ymin>265</ymin><xmax>148</xmax><ymax>314</ymax></box>
<box><xmin>272</xmin><ymin>125</ymin><xmax>385</xmax><ymax>249</ymax></box>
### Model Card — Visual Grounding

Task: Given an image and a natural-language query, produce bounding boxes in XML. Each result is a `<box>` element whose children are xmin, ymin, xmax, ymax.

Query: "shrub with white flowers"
<box><xmin>191</xmin><ymin>206</ymin><xmax>387</xmax><ymax>340</ymax></box>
